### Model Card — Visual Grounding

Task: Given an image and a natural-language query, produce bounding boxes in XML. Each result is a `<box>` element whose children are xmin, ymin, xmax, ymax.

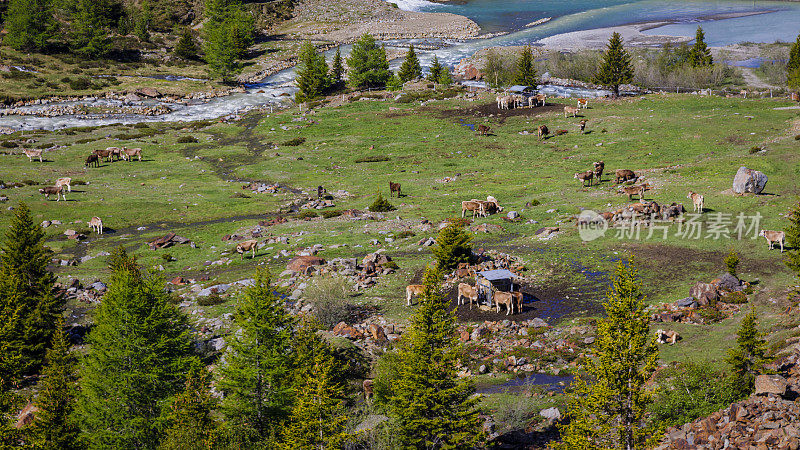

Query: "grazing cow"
<box><xmin>513</xmin><ymin>94</ymin><xmax>526</xmax><ymax>108</ymax></box>
<box><xmin>580</xmin><ymin>119</ymin><xmax>587</xmax><ymax>134</ymax></box>
<box><xmin>564</xmin><ymin>106</ymin><xmax>579</xmax><ymax>118</ymax></box>
<box><xmin>655</xmin><ymin>329</ymin><xmax>680</xmax><ymax>345</ymax></box>
<box><xmin>537</xmin><ymin>125</ymin><xmax>549</xmax><ymax>141</ymax></box>
<box><xmin>577</xmin><ymin>98</ymin><xmax>589</xmax><ymax>109</ymax></box>
<box><xmin>527</xmin><ymin>96</ymin><xmax>537</xmax><ymax>108</ymax></box>
<box><xmin>406</xmin><ymin>284</ymin><xmax>425</xmax><ymax>306</ymax></box>
<box><xmin>122</xmin><ymin>147</ymin><xmax>142</xmax><ymax>161</ymax></box>
<box><xmin>88</xmin><ymin>216</ymin><xmax>103</xmax><ymax>234</ymax></box>
<box><xmin>614</xmin><ymin>169</ymin><xmax>637</xmax><ymax>184</ymax></box>
<box><xmin>389</xmin><ymin>181</ymin><xmax>401</xmax><ymax>198</ymax></box>
<box><xmin>85</xmin><ymin>153</ymin><xmax>99</xmax><ymax>167</ymax></box>
<box><xmin>477</xmin><ymin>124</ymin><xmax>491</xmax><ymax>136</ymax></box>
<box><xmin>574</xmin><ymin>170</ymin><xmax>594</xmax><ymax>187</ymax></box>
<box><xmin>457</xmin><ymin>283</ymin><xmax>478</xmax><ymax>309</ymax></box>
<box><xmin>39</xmin><ymin>186</ymin><xmax>66</xmax><ymax>201</ymax></box>
<box><xmin>363</xmin><ymin>379</ymin><xmax>374</xmax><ymax>401</ymax></box>
<box><xmin>55</xmin><ymin>177</ymin><xmax>71</xmax><ymax>192</ymax></box>
<box><xmin>93</xmin><ymin>148</ymin><xmax>113</xmax><ymax>162</ymax></box>
<box><xmin>534</xmin><ymin>93</ymin><xmax>547</xmax><ymax>106</ymax></box>
<box><xmin>759</xmin><ymin>230</ymin><xmax>785</xmax><ymax>252</ymax></box>
<box><xmin>485</xmin><ymin>195</ymin><xmax>503</xmax><ymax>214</ymax></box>
<box><xmin>23</xmin><ymin>149</ymin><xmax>43</xmax><ymax>162</ymax></box>
<box><xmin>687</xmin><ymin>191</ymin><xmax>704</xmax><ymax>213</ymax></box>
<box><xmin>593</xmin><ymin>161</ymin><xmax>604</xmax><ymax>181</ymax></box>
<box><xmin>461</xmin><ymin>200</ymin><xmax>486</xmax><ymax>218</ymax></box>
<box><xmin>236</xmin><ymin>239</ymin><xmax>259</xmax><ymax>259</ymax></box>
<box><xmin>106</xmin><ymin>147</ymin><xmax>123</xmax><ymax>161</ymax></box>
<box><xmin>619</xmin><ymin>184</ymin><xmax>646</xmax><ymax>200</ymax></box>
<box><xmin>317</xmin><ymin>185</ymin><xmax>326</xmax><ymax>198</ymax></box>
<box><xmin>496</xmin><ymin>95</ymin><xmax>503</xmax><ymax>109</ymax></box>
<box><xmin>494</xmin><ymin>291</ymin><xmax>515</xmax><ymax>315</ymax></box>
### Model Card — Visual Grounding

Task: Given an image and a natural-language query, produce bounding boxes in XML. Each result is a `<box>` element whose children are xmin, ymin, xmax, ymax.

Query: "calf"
<box><xmin>93</xmin><ymin>148</ymin><xmax>113</xmax><ymax>162</ymax></box>
<box><xmin>88</xmin><ymin>216</ymin><xmax>103</xmax><ymax>234</ymax></box>
<box><xmin>593</xmin><ymin>160</ymin><xmax>604</xmax><ymax>181</ymax></box>
<box><xmin>23</xmin><ymin>149</ymin><xmax>43</xmax><ymax>162</ymax></box>
<box><xmin>477</xmin><ymin>124</ymin><xmax>491</xmax><ymax>136</ymax></box>
<box><xmin>317</xmin><ymin>185</ymin><xmax>326</xmax><ymax>198</ymax></box>
<box><xmin>614</xmin><ymin>169</ymin><xmax>637</xmax><ymax>184</ymax></box>
<box><xmin>84</xmin><ymin>153</ymin><xmax>100</xmax><ymax>167</ymax></box>
<box><xmin>461</xmin><ymin>200</ymin><xmax>486</xmax><ymax>218</ymax></box>
<box><xmin>485</xmin><ymin>195</ymin><xmax>503</xmax><ymax>214</ymax></box>
<box><xmin>534</xmin><ymin>93</ymin><xmax>547</xmax><ymax>106</ymax></box>
<box><xmin>494</xmin><ymin>291</ymin><xmax>515</xmax><ymax>315</ymax></box>
<box><xmin>619</xmin><ymin>184</ymin><xmax>646</xmax><ymax>200</ymax></box>
<box><xmin>564</xmin><ymin>106</ymin><xmax>579</xmax><ymax>118</ymax></box>
<box><xmin>527</xmin><ymin>96</ymin><xmax>538</xmax><ymax>108</ymax></box>
<box><xmin>55</xmin><ymin>177</ymin><xmax>71</xmax><ymax>192</ymax></box>
<box><xmin>122</xmin><ymin>147</ymin><xmax>142</xmax><ymax>161</ymax></box>
<box><xmin>406</xmin><ymin>284</ymin><xmax>425</xmax><ymax>306</ymax></box>
<box><xmin>389</xmin><ymin>181</ymin><xmax>401</xmax><ymax>198</ymax></box>
<box><xmin>39</xmin><ymin>186</ymin><xmax>66</xmax><ymax>202</ymax></box>
<box><xmin>574</xmin><ymin>170</ymin><xmax>594</xmax><ymax>187</ymax></box>
<box><xmin>457</xmin><ymin>283</ymin><xmax>478</xmax><ymax>309</ymax></box>
<box><xmin>759</xmin><ymin>230</ymin><xmax>785</xmax><ymax>252</ymax></box>
<box><xmin>655</xmin><ymin>329</ymin><xmax>680</xmax><ymax>345</ymax></box>
<box><xmin>236</xmin><ymin>239</ymin><xmax>259</xmax><ymax>259</ymax></box>
<box><xmin>537</xmin><ymin>125</ymin><xmax>549</xmax><ymax>141</ymax></box>
<box><xmin>580</xmin><ymin>119</ymin><xmax>587</xmax><ymax>134</ymax></box>
<box><xmin>577</xmin><ymin>98</ymin><xmax>589</xmax><ymax>109</ymax></box>
<box><xmin>687</xmin><ymin>191</ymin><xmax>704</xmax><ymax>213</ymax></box>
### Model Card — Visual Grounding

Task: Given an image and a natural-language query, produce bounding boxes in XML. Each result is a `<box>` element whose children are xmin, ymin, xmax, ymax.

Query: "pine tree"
<box><xmin>787</xmin><ymin>34</ymin><xmax>800</xmax><ymax>89</ymax></box>
<box><xmin>279</xmin><ymin>352</ymin><xmax>349</xmax><ymax>450</ymax></box>
<box><xmin>438</xmin><ymin>66</ymin><xmax>453</xmax><ymax>87</ymax></box>
<box><xmin>397</xmin><ymin>44</ymin><xmax>422</xmax><ymax>83</ymax></box>
<box><xmin>431</xmin><ymin>221</ymin><xmax>472</xmax><ymax>271</ymax></box>
<box><xmin>0</xmin><ymin>202</ymin><xmax>63</xmax><ymax>383</ymax></box>
<box><xmin>427</xmin><ymin>55</ymin><xmax>443</xmax><ymax>83</ymax></box>
<box><xmin>558</xmin><ymin>257</ymin><xmax>660</xmax><ymax>449</ymax></box>
<box><xmin>330</xmin><ymin>46</ymin><xmax>345</xmax><ymax>86</ymax></box>
<box><xmin>70</xmin><ymin>0</ymin><xmax>111</xmax><ymax>58</ymax></box>
<box><xmin>159</xmin><ymin>365</ymin><xmax>219</xmax><ymax>450</ymax></box>
<box><xmin>3</xmin><ymin>0</ymin><xmax>56</xmax><ymax>52</ymax></box>
<box><xmin>27</xmin><ymin>317</ymin><xmax>82</xmax><ymax>450</ymax></box>
<box><xmin>203</xmin><ymin>0</ymin><xmax>254</xmax><ymax>82</ymax></box>
<box><xmin>594</xmin><ymin>32</ymin><xmax>634</xmax><ymax>97</ymax></box>
<box><xmin>346</xmin><ymin>34</ymin><xmax>391</xmax><ymax>88</ymax></box>
<box><xmin>785</xmin><ymin>201</ymin><xmax>800</xmax><ymax>278</ymax></box>
<box><xmin>295</xmin><ymin>41</ymin><xmax>330</xmax><ymax>103</ymax></box>
<box><xmin>218</xmin><ymin>269</ymin><xmax>296</xmax><ymax>444</ymax></box>
<box><xmin>725</xmin><ymin>248</ymin><xmax>740</xmax><ymax>278</ymax></box>
<box><xmin>204</xmin><ymin>18</ymin><xmax>240</xmax><ymax>82</ymax></box>
<box><xmin>725</xmin><ymin>308</ymin><xmax>768</xmax><ymax>398</ymax></box>
<box><xmin>688</xmin><ymin>26</ymin><xmax>713</xmax><ymax>67</ymax></box>
<box><xmin>174</xmin><ymin>27</ymin><xmax>198</xmax><ymax>60</ymax></box>
<box><xmin>515</xmin><ymin>45</ymin><xmax>537</xmax><ymax>86</ymax></box>
<box><xmin>388</xmin><ymin>266</ymin><xmax>484</xmax><ymax>448</ymax></box>
<box><xmin>77</xmin><ymin>247</ymin><xmax>193</xmax><ymax>448</ymax></box>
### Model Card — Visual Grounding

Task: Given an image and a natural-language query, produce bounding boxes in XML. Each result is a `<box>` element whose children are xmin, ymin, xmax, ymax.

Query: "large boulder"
<box><xmin>732</xmin><ymin>166</ymin><xmax>768</xmax><ymax>194</ymax></box>
<box><xmin>690</xmin><ymin>282</ymin><xmax>719</xmax><ymax>306</ymax></box>
<box><xmin>755</xmin><ymin>374</ymin><xmax>788</xmax><ymax>397</ymax></box>
<box><xmin>712</xmin><ymin>273</ymin><xmax>743</xmax><ymax>292</ymax></box>
<box><xmin>286</xmin><ymin>255</ymin><xmax>326</xmax><ymax>273</ymax></box>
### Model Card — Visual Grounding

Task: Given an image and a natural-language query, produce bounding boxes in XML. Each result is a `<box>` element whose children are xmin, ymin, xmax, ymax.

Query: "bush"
<box><xmin>795</xmin><ymin>135</ymin><xmax>800</xmax><ymax>141</ymax></box>
<box><xmin>651</xmin><ymin>363</ymin><xmax>741</xmax><ymax>427</ymax></box>
<box><xmin>321</xmin><ymin>209</ymin><xmax>343</xmax><ymax>219</ymax></box>
<box><xmin>432</xmin><ymin>222</ymin><xmax>472</xmax><ymax>270</ymax></box>
<box><xmin>749</xmin><ymin>146</ymin><xmax>762</xmax><ymax>154</ymax></box>
<box><xmin>198</xmin><ymin>292</ymin><xmax>226</xmax><ymax>307</ymax></box>
<box><xmin>0</xmin><ymin>141</ymin><xmax>18</xmax><ymax>148</ymax></box>
<box><xmin>355</xmin><ymin>155</ymin><xmax>390</xmax><ymax>163</ymax></box>
<box><xmin>176</xmin><ymin>136</ymin><xmax>199</xmax><ymax>143</ymax></box>
<box><xmin>133</xmin><ymin>123</ymin><xmax>150</xmax><ymax>129</ymax></box>
<box><xmin>282</xmin><ymin>137</ymin><xmax>306</xmax><ymax>146</ymax></box>
<box><xmin>71</xmin><ymin>180</ymin><xmax>88</xmax><ymax>186</ymax></box>
<box><xmin>304</xmin><ymin>276</ymin><xmax>352</xmax><ymax>328</ymax></box>
<box><xmin>372</xmin><ymin>350</ymin><xmax>403</xmax><ymax>408</ymax></box>
<box><xmin>493</xmin><ymin>393</ymin><xmax>542</xmax><ymax>432</ymax></box>
<box><xmin>161</xmin><ymin>253</ymin><xmax>175</xmax><ymax>262</ymax></box>
<box><xmin>725</xmin><ymin>248</ymin><xmax>740</xmax><ymax>277</ymax></box>
<box><xmin>68</xmin><ymin>77</ymin><xmax>93</xmax><ymax>91</ymax></box>
<box><xmin>297</xmin><ymin>210</ymin><xmax>319</xmax><ymax>220</ymax></box>
<box><xmin>230</xmin><ymin>192</ymin><xmax>251</xmax><ymax>199</ymax></box>
<box><xmin>21</xmin><ymin>179</ymin><xmax>38</xmax><ymax>186</ymax></box>
<box><xmin>369</xmin><ymin>193</ymin><xmax>395</xmax><ymax>212</ymax></box>
<box><xmin>396</xmin><ymin>230</ymin><xmax>415</xmax><ymax>239</ymax></box>
<box><xmin>720</xmin><ymin>291</ymin><xmax>748</xmax><ymax>304</ymax></box>
<box><xmin>696</xmin><ymin>306</ymin><xmax>726</xmax><ymax>323</ymax></box>
<box><xmin>528</xmin><ymin>199</ymin><xmax>541</xmax><ymax>207</ymax></box>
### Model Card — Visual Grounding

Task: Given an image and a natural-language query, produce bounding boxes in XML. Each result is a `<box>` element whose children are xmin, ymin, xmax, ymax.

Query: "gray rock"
<box><xmin>197</xmin><ymin>284</ymin><xmax>230</xmax><ymax>297</ymax></box>
<box><xmin>478</xmin><ymin>364</ymin><xmax>487</xmax><ymax>374</ymax></box>
<box><xmin>41</xmin><ymin>220</ymin><xmax>51</xmax><ymax>228</ymax></box>
<box><xmin>355</xmin><ymin>415</ymin><xmax>389</xmax><ymax>433</ymax></box>
<box><xmin>755</xmin><ymin>374</ymin><xmax>788</xmax><ymax>396</ymax></box>
<box><xmin>584</xmin><ymin>337</ymin><xmax>595</xmax><ymax>344</ymax></box>
<box><xmin>540</xmin><ymin>407</ymin><xmax>561</xmax><ymax>421</ymax></box>
<box><xmin>732</xmin><ymin>166</ymin><xmax>768</xmax><ymax>194</ymax></box>
<box><xmin>714</xmin><ymin>273</ymin><xmax>742</xmax><ymax>292</ymax></box>
<box><xmin>90</xmin><ymin>281</ymin><xmax>107</xmax><ymax>291</ymax></box>
<box><xmin>207</xmin><ymin>337</ymin><xmax>226</xmax><ymax>352</ymax></box>
<box><xmin>675</xmin><ymin>297</ymin><xmax>698</xmax><ymax>308</ymax></box>
<box><xmin>530</xmin><ymin>318</ymin><xmax>549</xmax><ymax>328</ymax></box>
<box><xmin>507</xmin><ymin>211</ymin><xmax>519</xmax><ymax>220</ymax></box>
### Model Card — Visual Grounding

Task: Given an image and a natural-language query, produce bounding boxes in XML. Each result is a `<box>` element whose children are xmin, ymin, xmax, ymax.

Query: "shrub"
<box><xmin>132</xmin><ymin>123</ymin><xmax>150</xmax><ymax>129</ymax></box>
<box><xmin>749</xmin><ymin>146</ymin><xmax>762</xmax><ymax>154</ymax></box>
<box><xmin>198</xmin><ymin>292</ymin><xmax>226</xmax><ymax>307</ymax></box>
<box><xmin>720</xmin><ymin>291</ymin><xmax>748</xmax><ymax>304</ymax></box>
<box><xmin>21</xmin><ymin>179</ymin><xmax>38</xmax><ymax>186</ymax></box>
<box><xmin>68</xmin><ymin>77</ymin><xmax>93</xmax><ymax>90</ymax></box>
<box><xmin>321</xmin><ymin>209</ymin><xmax>343</xmax><ymax>219</ymax></box>
<box><xmin>432</xmin><ymin>222</ymin><xmax>472</xmax><ymax>270</ymax></box>
<box><xmin>74</xmin><ymin>138</ymin><xmax>97</xmax><ymax>145</ymax></box>
<box><xmin>651</xmin><ymin>363</ymin><xmax>740</xmax><ymax>427</ymax></box>
<box><xmin>528</xmin><ymin>199</ymin><xmax>541</xmax><ymax>207</ymax></box>
<box><xmin>297</xmin><ymin>210</ymin><xmax>319</xmax><ymax>220</ymax></box>
<box><xmin>282</xmin><ymin>137</ymin><xmax>306</xmax><ymax>146</ymax></box>
<box><xmin>71</xmin><ymin>180</ymin><xmax>88</xmax><ymax>186</ymax></box>
<box><xmin>696</xmin><ymin>306</ymin><xmax>725</xmax><ymax>323</ymax></box>
<box><xmin>355</xmin><ymin>155</ymin><xmax>390</xmax><ymax>163</ymax></box>
<box><xmin>304</xmin><ymin>276</ymin><xmax>352</xmax><ymax>328</ymax></box>
<box><xmin>369</xmin><ymin>193</ymin><xmax>395</xmax><ymax>212</ymax></box>
<box><xmin>176</xmin><ymin>136</ymin><xmax>199</xmax><ymax>144</ymax></box>
<box><xmin>161</xmin><ymin>253</ymin><xmax>175</xmax><ymax>262</ymax></box>
<box><xmin>493</xmin><ymin>393</ymin><xmax>542</xmax><ymax>432</ymax></box>
<box><xmin>396</xmin><ymin>230</ymin><xmax>415</xmax><ymax>239</ymax></box>
<box><xmin>0</xmin><ymin>141</ymin><xmax>18</xmax><ymax>148</ymax></box>
<box><xmin>725</xmin><ymin>248</ymin><xmax>740</xmax><ymax>277</ymax></box>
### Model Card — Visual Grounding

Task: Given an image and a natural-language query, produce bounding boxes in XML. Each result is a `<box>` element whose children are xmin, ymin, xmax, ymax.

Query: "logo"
<box><xmin>577</xmin><ymin>210</ymin><xmax>608</xmax><ymax>242</ymax></box>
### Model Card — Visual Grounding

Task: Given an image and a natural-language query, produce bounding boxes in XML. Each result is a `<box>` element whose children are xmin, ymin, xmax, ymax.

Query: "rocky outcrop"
<box><xmin>690</xmin><ymin>282</ymin><xmax>719</xmax><ymax>306</ymax></box>
<box><xmin>732</xmin><ymin>166</ymin><xmax>768</xmax><ymax>194</ymax></box>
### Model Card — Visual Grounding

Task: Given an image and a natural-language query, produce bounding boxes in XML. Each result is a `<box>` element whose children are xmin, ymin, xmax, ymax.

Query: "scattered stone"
<box><xmin>755</xmin><ymin>374</ymin><xmax>788</xmax><ymax>396</ymax></box>
<box><xmin>540</xmin><ymin>407</ymin><xmax>561</xmax><ymax>421</ymax></box>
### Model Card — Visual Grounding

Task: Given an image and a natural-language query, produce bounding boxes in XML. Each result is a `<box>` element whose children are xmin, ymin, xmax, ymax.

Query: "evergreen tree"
<box><xmin>725</xmin><ymin>308</ymin><xmax>768</xmax><ymax>398</ymax></box>
<box><xmin>159</xmin><ymin>365</ymin><xmax>219</xmax><ymax>450</ymax></box>
<box><xmin>219</xmin><ymin>269</ymin><xmax>296</xmax><ymax>444</ymax></box>
<box><xmin>346</xmin><ymin>34</ymin><xmax>391</xmax><ymax>88</ymax></box>
<box><xmin>725</xmin><ymin>248</ymin><xmax>740</xmax><ymax>278</ymax></box>
<box><xmin>388</xmin><ymin>266</ymin><xmax>484</xmax><ymax>448</ymax></box>
<box><xmin>688</xmin><ymin>26</ymin><xmax>713</xmax><ymax>67</ymax></box>
<box><xmin>386</xmin><ymin>73</ymin><xmax>403</xmax><ymax>91</ymax></box>
<box><xmin>330</xmin><ymin>46</ymin><xmax>345</xmax><ymax>86</ymax></box>
<box><xmin>279</xmin><ymin>352</ymin><xmax>349</xmax><ymax>450</ymax></box>
<box><xmin>295</xmin><ymin>41</ymin><xmax>330</xmax><ymax>103</ymax></box>
<box><xmin>28</xmin><ymin>317</ymin><xmax>82</xmax><ymax>450</ymax></box>
<box><xmin>515</xmin><ymin>45</ymin><xmax>537</xmax><ymax>86</ymax></box>
<box><xmin>427</xmin><ymin>55</ymin><xmax>443</xmax><ymax>83</ymax></box>
<box><xmin>438</xmin><ymin>66</ymin><xmax>453</xmax><ymax>87</ymax></box>
<box><xmin>203</xmin><ymin>0</ymin><xmax>254</xmax><ymax>82</ymax></box>
<box><xmin>0</xmin><ymin>203</ymin><xmax>63</xmax><ymax>383</ymax></box>
<box><xmin>431</xmin><ymin>222</ymin><xmax>472</xmax><ymax>271</ymax></box>
<box><xmin>785</xmin><ymin>201</ymin><xmax>800</xmax><ymax>278</ymax></box>
<box><xmin>70</xmin><ymin>0</ymin><xmax>111</xmax><ymax>58</ymax></box>
<box><xmin>558</xmin><ymin>257</ymin><xmax>660</xmax><ymax>449</ymax></box>
<box><xmin>77</xmin><ymin>247</ymin><xmax>193</xmax><ymax>448</ymax></box>
<box><xmin>174</xmin><ymin>27</ymin><xmax>198</xmax><ymax>60</ymax></box>
<box><xmin>594</xmin><ymin>32</ymin><xmax>634</xmax><ymax>97</ymax></box>
<box><xmin>397</xmin><ymin>44</ymin><xmax>422</xmax><ymax>83</ymax></box>
<box><xmin>787</xmin><ymin>33</ymin><xmax>800</xmax><ymax>89</ymax></box>
<box><xmin>3</xmin><ymin>0</ymin><xmax>56</xmax><ymax>52</ymax></box>
<box><xmin>133</xmin><ymin>0</ymin><xmax>151</xmax><ymax>42</ymax></box>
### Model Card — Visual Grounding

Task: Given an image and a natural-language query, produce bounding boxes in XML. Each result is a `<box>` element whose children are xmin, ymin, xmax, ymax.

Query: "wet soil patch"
<box><xmin>429</xmin><ymin>102</ymin><xmax>563</xmax><ymax>123</ymax></box>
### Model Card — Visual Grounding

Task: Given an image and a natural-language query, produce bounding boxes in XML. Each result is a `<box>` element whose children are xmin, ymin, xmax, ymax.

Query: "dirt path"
<box><xmin>740</xmin><ymin>67</ymin><xmax>779</xmax><ymax>90</ymax></box>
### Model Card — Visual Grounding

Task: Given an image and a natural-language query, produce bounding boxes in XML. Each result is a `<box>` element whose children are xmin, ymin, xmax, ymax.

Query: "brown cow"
<box><xmin>619</xmin><ymin>184</ymin><xmax>646</xmax><ymax>200</ymax></box>
<box><xmin>389</xmin><ymin>181</ymin><xmax>401</xmax><ymax>198</ymax></box>
<box><xmin>85</xmin><ymin>153</ymin><xmax>99</xmax><ymax>167</ymax></box>
<box><xmin>537</xmin><ymin>125</ymin><xmax>549</xmax><ymax>141</ymax></box>
<box><xmin>93</xmin><ymin>148</ymin><xmax>113</xmax><ymax>162</ymax></box>
<box><xmin>88</xmin><ymin>216</ymin><xmax>103</xmax><ymax>234</ymax></box>
<box><xmin>593</xmin><ymin>161</ymin><xmax>604</xmax><ymax>181</ymax></box>
<box><xmin>236</xmin><ymin>239</ymin><xmax>259</xmax><ymax>259</ymax></box>
<box><xmin>317</xmin><ymin>185</ymin><xmax>326</xmax><ymax>198</ymax></box>
<box><xmin>759</xmin><ymin>230</ymin><xmax>785</xmax><ymax>252</ymax></box>
<box><xmin>564</xmin><ymin>106</ymin><xmax>579</xmax><ymax>118</ymax></box>
<box><xmin>457</xmin><ymin>283</ymin><xmax>478</xmax><ymax>309</ymax></box>
<box><xmin>55</xmin><ymin>177</ymin><xmax>72</xmax><ymax>193</ymax></box>
<box><xmin>687</xmin><ymin>191</ymin><xmax>704</xmax><ymax>213</ymax></box>
<box><xmin>574</xmin><ymin>170</ymin><xmax>594</xmax><ymax>187</ymax></box>
<box><xmin>122</xmin><ymin>147</ymin><xmax>142</xmax><ymax>161</ymax></box>
<box><xmin>656</xmin><ymin>329</ymin><xmax>680</xmax><ymax>345</ymax></box>
<box><xmin>39</xmin><ymin>186</ymin><xmax>66</xmax><ymax>201</ymax></box>
<box><xmin>580</xmin><ymin>119</ymin><xmax>588</xmax><ymax>134</ymax></box>
<box><xmin>23</xmin><ymin>149</ymin><xmax>43</xmax><ymax>162</ymax></box>
<box><xmin>615</xmin><ymin>169</ymin><xmax>637</xmax><ymax>184</ymax></box>
<box><xmin>406</xmin><ymin>284</ymin><xmax>424</xmax><ymax>306</ymax></box>
<box><xmin>494</xmin><ymin>291</ymin><xmax>516</xmax><ymax>315</ymax></box>
<box><xmin>477</xmin><ymin>124</ymin><xmax>491</xmax><ymax>136</ymax></box>
<box><xmin>461</xmin><ymin>200</ymin><xmax>486</xmax><ymax>218</ymax></box>
<box><xmin>106</xmin><ymin>147</ymin><xmax>123</xmax><ymax>161</ymax></box>
<box><xmin>576</xmin><ymin>98</ymin><xmax>589</xmax><ymax>109</ymax></box>
<box><xmin>363</xmin><ymin>379</ymin><xmax>374</xmax><ymax>401</ymax></box>
<box><xmin>534</xmin><ymin>93</ymin><xmax>547</xmax><ymax>106</ymax></box>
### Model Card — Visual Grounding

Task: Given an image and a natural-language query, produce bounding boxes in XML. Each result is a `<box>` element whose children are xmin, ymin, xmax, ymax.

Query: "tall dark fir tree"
<box><xmin>398</xmin><ymin>44</ymin><xmax>422</xmax><ymax>83</ymax></box>
<box><xmin>688</xmin><ymin>26</ymin><xmax>713</xmax><ymax>67</ymax></box>
<box><xmin>330</xmin><ymin>46</ymin><xmax>345</xmax><ymax>86</ymax></box>
<box><xmin>594</xmin><ymin>32</ymin><xmax>634</xmax><ymax>97</ymax></box>
<box><xmin>515</xmin><ymin>45</ymin><xmax>537</xmax><ymax>86</ymax></box>
<box><xmin>788</xmin><ymin>33</ymin><xmax>800</xmax><ymax>89</ymax></box>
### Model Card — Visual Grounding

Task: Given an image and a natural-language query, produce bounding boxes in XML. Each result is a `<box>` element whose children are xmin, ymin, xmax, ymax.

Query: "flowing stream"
<box><xmin>2</xmin><ymin>0</ymin><xmax>800</xmax><ymax>131</ymax></box>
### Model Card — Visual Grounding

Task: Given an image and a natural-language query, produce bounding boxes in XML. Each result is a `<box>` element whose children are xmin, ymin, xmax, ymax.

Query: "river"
<box><xmin>2</xmin><ymin>0</ymin><xmax>799</xmax><ymax>131</ymax></box>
